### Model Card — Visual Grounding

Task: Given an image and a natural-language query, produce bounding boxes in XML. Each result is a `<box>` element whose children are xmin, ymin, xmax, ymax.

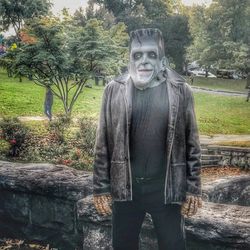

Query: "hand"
<box><xmin>181</xmin><ymin>195</ymin><xmax>202</xmax><ymax>217</ymax></box>
<box><xmin>93</xmin><ymin>194</ymin><xmax>112</xmax><ymax>216</ymax></box>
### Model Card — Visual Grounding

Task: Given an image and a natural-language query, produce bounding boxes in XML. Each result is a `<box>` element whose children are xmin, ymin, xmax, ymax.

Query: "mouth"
<box><xmin>138</xmin><ymin>69</ymin><xmax>153</xmax><ymax>72</ymax></box>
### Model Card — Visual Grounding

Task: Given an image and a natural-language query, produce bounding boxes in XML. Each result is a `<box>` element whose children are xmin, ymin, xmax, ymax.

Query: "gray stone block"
<box><xmin>0</xmin><ymin>190</ymin><xmax>30</xmax><ymax>223</ymax></box>
<box><xmin>30</xmin><ymin>196</ymin><xmax>75</xmax><ymax>232</ymax></box>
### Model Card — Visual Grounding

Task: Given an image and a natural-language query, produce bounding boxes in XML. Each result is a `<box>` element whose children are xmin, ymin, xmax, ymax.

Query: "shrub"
<box><xmin>47</xmin><ymin>114</ymin><xmax>71</xmax><ymax>143</ymax></box>
<box><xmin>75</xmin><ymin>117</ymin><xmax>97</xmax><ymax>158</ymax></box>
<box><xmin>0</xmin><ymin>117</ymin><xmax>29</xmax><ymax>156</ymax></box>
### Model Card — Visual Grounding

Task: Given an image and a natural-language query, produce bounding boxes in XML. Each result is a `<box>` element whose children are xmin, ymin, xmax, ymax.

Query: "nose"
<box><xmin>141</xmin><ymin>53</ymin><xmax>148</xmax><ymax>64</ymax></box>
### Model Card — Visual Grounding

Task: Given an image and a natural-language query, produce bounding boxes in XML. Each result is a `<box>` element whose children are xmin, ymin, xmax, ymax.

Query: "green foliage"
<box><xmin>0</xmin><ymin>117</ymin><xmax>97</xmax><ymax>170</ymax></box>
<box><xmin>75</xmin><ymin>116</ymin><xmax>97</xmax><ymax>158</ymax></box>
<box><xmin>73</xmin><ymin>1</ymin><xmax>116</xmax><ymax>28</ymax></box>
<box><xmin>68</xmin><ymin>18</ymin><xmax>128</xmax><ymax>76</ymax></box>
<box><xmin>10</xmin><ymin>16</ymin><xmax>128</xmax><ymax>116</ymax></box>
<box><xmin>0</xmin><ymin>117</ymin><xmax>29</xmax><ymax>156</ymax></box>
<box><xmin>151</xmin><ymin>15</ymin><xmax>191</xmax><ymax>72</ymax></box>
<box><xmin>0</xmin><ymin>0</ymin><xmax>52</xmax><ymax>37</ymax></box>
<box><xmin>47</xmin><ymin>114</ymin><xmax>71</xmax><ymax>143</ymax></box>
<box><xmin>19</xmin><ymin>134</ymin><xmax>71</xmax><ymax>164</ymax></box>
<box><xmin>187</xmin><ymin>0</ymin><xmax>250</xmax><ymax>72</ymax></box>
<box><xmin>94</xmin><ymin>0</ymin><xmax>191</xmax><ymax>72</ymax></box>
<box><xmin>186</xmin><ymin>5</ymin><xmax>208</xmax><ymax>64</ymax></box>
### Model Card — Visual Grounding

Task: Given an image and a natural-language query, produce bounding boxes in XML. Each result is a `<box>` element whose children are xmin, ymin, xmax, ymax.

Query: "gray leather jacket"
<box><xmin>93</xmin><ymin>68</ymin><xmax>202</xmax><ymax>204</ymax></box>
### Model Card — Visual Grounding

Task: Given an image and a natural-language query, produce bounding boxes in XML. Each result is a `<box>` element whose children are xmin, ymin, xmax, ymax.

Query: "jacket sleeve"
<box><xmin>93</xmin><ymin>86</ymin><xmax>111</xmax><ymax>196</ymax></box>
<box><xmin>185</xmin><ymin>84</ymin><xmax>202</xmax><ymax>196</ymax></box>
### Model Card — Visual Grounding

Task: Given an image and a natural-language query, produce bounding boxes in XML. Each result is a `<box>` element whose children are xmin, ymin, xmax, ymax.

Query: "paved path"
<box><xmin>17</xmin><ymin>116</ymin><xmax>48</xmax><ymax>121</ymax></box>
<box><xmin>1</xmin><ymin>116</ymin><xmax>249</xmax><ymax>145</ymax></box>
<box><xmin>0</xmin><ymin>116</ymin><xmax>79</xmax><ymax>122</ymax></box>
<box><xmin>191</xmin><ymin>86</ymin><xmax>247</xmax><ymax>96</ymax></box>
<box><xmin>200</xmin><ymin>134</ymin><xmax>250</xmax><ymax>145</ymax></box>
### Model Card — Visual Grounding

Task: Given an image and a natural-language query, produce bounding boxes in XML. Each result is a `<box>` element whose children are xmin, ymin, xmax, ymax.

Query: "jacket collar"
<box><xmin>114</xmin><ymin>67</ymin><xmax>185</xmax><ymax>89</ymax></box>
<box><xmin>115</xmin><ymin>67</ymin><xmax>184</xmax><ymax>133</ymax></box>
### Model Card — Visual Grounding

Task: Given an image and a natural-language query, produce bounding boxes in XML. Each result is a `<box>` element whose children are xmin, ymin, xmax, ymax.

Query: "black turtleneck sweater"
<box><xmin>129</xmin><ymin>81</ymin><xmax>169</xmax><ymax>187</ymax></box>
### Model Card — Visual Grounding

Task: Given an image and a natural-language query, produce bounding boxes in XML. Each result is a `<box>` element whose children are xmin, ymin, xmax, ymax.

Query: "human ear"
<box><xmin>160</xmin><ymin>56</ymin><xmax>167</xmax><ymax>71</ymax></box>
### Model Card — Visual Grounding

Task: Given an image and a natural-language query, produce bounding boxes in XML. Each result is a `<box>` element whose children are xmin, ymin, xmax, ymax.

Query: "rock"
<box><xmin>0</xmin><ymin>160</ymin><xmax>93</xmax><ymax>200</ymax></box>
<box><xmin>77</xmin><ymin>195</ymin><xmax>250</xmax><ymax>250</ymax></box>
<box><xmin>0</xmin><ymin>160</ymin><xmax>93</xmax><ymax>250</ymax></box>
<box><xmin>77</xmin><ymin>195</ymin><xmax>157</xmax><ymax>250</ymax></box>
<box><xmin>202</xmin><ymin>175</ymin><xmax>250</xmax><ymax>206</ymax></box>
<box><xmin>185</xmin><ymin>202</ymin><xmax>250</xmax><ymax>250</ymax></box>
<box><xmin>0</xmin><ymin>161</ymin><xmax>249</xmax><ymax>249</ymax></box>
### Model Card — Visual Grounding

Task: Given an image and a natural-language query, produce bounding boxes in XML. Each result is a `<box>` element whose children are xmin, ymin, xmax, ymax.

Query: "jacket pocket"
<box><xmin>171</xmin><ymin>163</ymin><xmax>187</xmax><ymax>199</ymax></box>
<box><xmin>110</xmin><ymin>161</ymin><xmax>126</xmax><ymax>200</ymax></box>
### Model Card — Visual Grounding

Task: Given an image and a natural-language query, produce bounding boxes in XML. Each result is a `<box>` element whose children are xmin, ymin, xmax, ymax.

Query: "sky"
<box><xmin>182</xmin><ymin>0</ymin><xmax>212</xmax><ymax>6</ymax></box>
<box><xmin>3</xmin><ymin>0</ymin><xmax>212</xmax><ymax>36</ymax></box>
<box><xmin>52</xmin><ymin>0</ymin><xmax>213</xmax><ymax>14</ymax></box>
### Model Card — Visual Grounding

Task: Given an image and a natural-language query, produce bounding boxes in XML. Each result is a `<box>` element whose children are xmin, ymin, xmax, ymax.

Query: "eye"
<box><xmin>133</xmin><ymin>52</ymin><xmax>142</xmax><ymax>60</ymax></box>
<box><xmin>148</xmin><ymin>51</ymin><xmax>157</xmax><ymax>59</ymax></box>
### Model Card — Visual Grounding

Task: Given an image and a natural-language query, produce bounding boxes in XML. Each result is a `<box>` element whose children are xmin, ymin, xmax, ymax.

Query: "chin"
<box><xmin>134</xmin><ymin>80</ymin><xmax>151</xmax><ymax>89</ymax></box>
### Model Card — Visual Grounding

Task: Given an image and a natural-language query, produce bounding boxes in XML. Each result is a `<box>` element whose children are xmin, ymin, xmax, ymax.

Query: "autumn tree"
<box><xmin>12</xmin><ymin>16</ymin><xmax>128</xmax><ymax>116</ymax></box>
<box><xmin>0</xmin><ymin>0</ymin><xmax>52</xmax><ymax>39</ymax></box>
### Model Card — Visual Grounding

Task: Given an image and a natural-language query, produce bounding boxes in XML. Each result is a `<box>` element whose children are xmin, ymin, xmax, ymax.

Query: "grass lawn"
<box><xmin>194</xmin><ymin>92</ymin><xmax>250</xmax><ymax>135</ymax></box>
<box><xmin>1</xmin><ymin>69</ymin><xmax>250</xmax><ymax>135</ymax></box>
<box><xmin>0</xmin><ymin>69</ymin><xmax>103</xmax><ymax>118</ymax></box>
<box><xmin>189</xmin><ymin>76</ymin><xmax>248</xmax><ymax>92</ymax></box>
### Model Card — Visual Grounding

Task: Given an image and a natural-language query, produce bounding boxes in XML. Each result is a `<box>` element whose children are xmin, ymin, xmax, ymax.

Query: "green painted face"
<box><xmin>128</xmin><ymin>39</ymin><xmax>165</xmax><ymax>90</ymax></box>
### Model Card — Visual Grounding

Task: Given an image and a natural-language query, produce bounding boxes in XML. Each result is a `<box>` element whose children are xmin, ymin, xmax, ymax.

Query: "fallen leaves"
<box><xmin>0</xmin><ymin>238</ymin><xmax>49</xmax><ymax>250</ymax></box>
<box><xmin>201</xmin><ymin>166</ymin><xmax>248</xmax><ymax>183</ymax></box>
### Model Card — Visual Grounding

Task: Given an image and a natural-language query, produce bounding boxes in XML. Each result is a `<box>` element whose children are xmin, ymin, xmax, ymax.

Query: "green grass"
<box><xmin>194</xmin><ymin>92</ymin><xmax>250</xmax><ymax>135</ymax></box>
<box><xmin>187</xmin><ymin>76</ymin><xmax>247</xmax><ymax>92</ymax></box>
<box><xmin>1</xmin><ymin>69</ymin><xmax>250</xmax><ymax>135</ymax></box>
<box><xmin>0</xmin><ymin>69</ymin><xmax>103</xmax><ymax>118</ymax></box>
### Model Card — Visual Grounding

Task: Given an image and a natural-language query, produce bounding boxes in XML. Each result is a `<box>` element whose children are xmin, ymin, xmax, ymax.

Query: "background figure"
<box><xmin>190</xmin><ymin>74</ymin><xmax>194</xmax><ymax>85</ymax></box>
<box><xmin>44</xmin><ymin>87</ymin><xmax>53</xmax><ymax>121</ymax></box>
<box><xmin>246</xmin><ymin>74</ymin><xmax>250</xmax><ymax>102</ymax></box>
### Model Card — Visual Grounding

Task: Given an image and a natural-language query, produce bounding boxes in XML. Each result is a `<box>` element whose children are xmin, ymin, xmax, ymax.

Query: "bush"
<box><xmin>19</xmin><ymin>134</ymin><xmax>70</xmax><ymax>163</ymax></box>
<box><xmin>75</xmin><ymin>117</ymin><xmax>97</xmax><ymax>158</ymax></box>
<box><xmin>0</xmin><ymin>117</ymin><xmax>29</xmax><ymax>156</ymax></box>
<box><xmin>47</xmin><ymin>114</ymin><xmax>71</xmax><ymax>143</ymax></box>
<box><xmin>0</xmin><ymin>116</ymin><xmax>98</xmax><ymax>171</ymax></box>
<box><xmin>60</xmin><ymin>116</ymin><xmax>97</xmax><ymax>170</ymax></box>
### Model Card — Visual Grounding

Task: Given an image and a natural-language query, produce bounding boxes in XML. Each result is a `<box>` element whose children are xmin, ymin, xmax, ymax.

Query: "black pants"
<box><xmin>111</xmin><ymin>180</ymin><xmax>187</xmax><ymax>250</ymax></box>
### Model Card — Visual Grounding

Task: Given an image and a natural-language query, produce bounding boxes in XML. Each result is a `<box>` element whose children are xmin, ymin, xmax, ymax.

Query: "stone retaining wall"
<box><xmin>0</xmin><ymin>161</ymin><xmax>93</xmax><ymax>249</ymax></box>
<box><xmin>207</xmin><ymin>145</ymin><xmax>250</xmax><ymax>169</ymax></box>
<box><xmin>0</xmin><ymin>161</ymin><xmax>249</xmax><ymax>250</ymax></box>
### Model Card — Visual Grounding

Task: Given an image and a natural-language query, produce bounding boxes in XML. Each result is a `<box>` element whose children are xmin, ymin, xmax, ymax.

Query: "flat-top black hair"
<box><xmin>129</xmin><ymin>28</ymin><xmax>165</xmax><ymax>58</ymax></box>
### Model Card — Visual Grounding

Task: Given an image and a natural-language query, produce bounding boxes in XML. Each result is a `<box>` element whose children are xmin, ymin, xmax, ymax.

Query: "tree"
<box><xmin>0</xmin><ymin>0</ymin><xmax>52</xmax><ymax>39</ymax></box>
<box><xmin>12</xmin><ymin>16</ymin><xmax>128</xmax><ymax>116</ymax></box>
<box><xmin>94</xmin><ymin>0</ymin><xmax>191</xmax><ymax>72</ymax></box>
<box><xmin>73</xmin><ymin>1</ymin><xmax>116</xmax><ymax>29</ymax></box>
<box><xmin>187</xmin><ymin>0</ymin><xmax>250</xmax><ymax>74</ymax></box>
<box><xmin>151</xmin><ymin>14</ymin><xmax>191</xmax><ymax>72</ymax></box>
<box><xmin>186</xmin><ymin>5</ymin><xmax>209</xmax><ymax>65</ymax></box>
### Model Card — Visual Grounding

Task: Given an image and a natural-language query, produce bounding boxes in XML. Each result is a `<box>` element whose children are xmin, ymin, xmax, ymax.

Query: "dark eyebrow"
<box><xmin>132</xmin><ymin>48</ymin><xmax>158</xmax><ymax>53</ymax></box>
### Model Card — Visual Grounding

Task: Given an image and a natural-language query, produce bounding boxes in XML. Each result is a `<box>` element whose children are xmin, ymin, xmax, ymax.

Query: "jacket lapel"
<box><xmin>124</xmin><ymin>77</ymin><xmax>133</xmax><ymax>129</ymax></box>
<box><xmin>166</xmin><ymin>75</ymin><xmax>180</xmax><ymax>158</ymax></box>
<box><xmin>118</xmin><ymin>70</ymin><xmax>181</xmax><ymax>134</ymax></box>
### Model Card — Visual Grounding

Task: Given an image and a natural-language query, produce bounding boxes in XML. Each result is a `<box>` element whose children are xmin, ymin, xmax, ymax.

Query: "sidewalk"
<box><xmin>191</xmin><ymin>86</ymin><xmax>247</xmax><ymax>96</ymax></box>
<box><xmin>1</xmin><ymin>117</ymin><xmax>249</xmax><ymax>146</ymax></box>
<box><xmin>200</xmin><ymin>134</ymin><xmax>250</xmax><ymax>145</ymax></box>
